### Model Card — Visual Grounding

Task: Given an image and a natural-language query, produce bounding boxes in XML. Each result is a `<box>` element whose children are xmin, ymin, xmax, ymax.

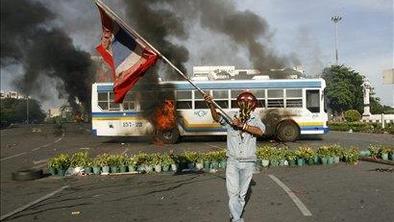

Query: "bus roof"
<box><xmin>94</xmin><ymin>78</ymin><xmax>325</xmax><ymax>91</ymax></box>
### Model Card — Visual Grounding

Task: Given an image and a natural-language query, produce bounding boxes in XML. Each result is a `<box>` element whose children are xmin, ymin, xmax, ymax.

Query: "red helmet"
<box><xmin>236</xmin><ymin>91</ymin><xmax>257</xmax><ymax>110</ymax></box>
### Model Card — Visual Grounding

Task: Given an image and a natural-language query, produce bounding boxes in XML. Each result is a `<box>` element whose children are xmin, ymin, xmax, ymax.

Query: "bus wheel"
<box><xmin>156</xmin><ymin>128</ymin><xmax>180</xmax><ymax>144</ymax></box>
<box><xmin>276</xmin><ymin>121</ymin><xmax>299</xmax><ymax>142</ymax></box>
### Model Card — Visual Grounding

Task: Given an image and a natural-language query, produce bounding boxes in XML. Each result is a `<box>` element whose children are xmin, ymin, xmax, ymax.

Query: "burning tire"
<box><xmin>276</xmin><ymin>120</ymin><xmax>299</xmax><ymax>142</ymax></box>
<box><xmin>155</xmin><ymin>128</ymin><xmax>180</xmax><ymax>144</ymax></box>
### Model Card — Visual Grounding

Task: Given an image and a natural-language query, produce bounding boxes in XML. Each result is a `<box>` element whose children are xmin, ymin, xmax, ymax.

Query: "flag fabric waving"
<box><xmin>96</xmin><ymin>3</ymin><xmax>158</xmax><ymax>103</ymax></box>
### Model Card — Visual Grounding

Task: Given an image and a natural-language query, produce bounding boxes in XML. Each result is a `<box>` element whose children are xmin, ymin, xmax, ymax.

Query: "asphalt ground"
<box><xmin>1</xmin><ymin>124</ymin><xmax>393</xmax><ymax>222</ymax></box>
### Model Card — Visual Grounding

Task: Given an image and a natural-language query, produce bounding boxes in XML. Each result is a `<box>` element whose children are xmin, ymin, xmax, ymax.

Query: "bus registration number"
<box><xmin>122</xmin><ymin>122</ymin><xmax>143</xmax><ymax>128</ymax></box>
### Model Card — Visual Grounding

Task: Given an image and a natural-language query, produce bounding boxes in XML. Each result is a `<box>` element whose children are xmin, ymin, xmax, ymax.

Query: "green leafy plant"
<box><xmin>297</xmin><ymin>146</ymin><xmax>316</xmax><ymax>159</ymax></box>
<box><xmin>343</xmin><ymin>147</ymin><xmax>360</xmax><ymax>164</ymax></box>
<box><xmin>94</xmin><ymin>153</ymin><xmax>110</xmax><ymax>167</ymax></box>
<box><xmin>183</xmin><ymin>151</ymin><xmax>199</xmax><ymax>163</ymax></box>
<box><xmin>107</xmin><ymin>154</ymin><xmax>122</xmax><ymax>167</ymax></box>
<box><xmin>161</xmin><ymin>153</ymin><xmax>175</xmax><ymax>165</ymax></box>
<box><xmin>70</xmin><ymin>151</ymin><xmax>89</xmax><ymax>167</ymax></box>
<box><xmin>285</xmin><ymin>149</ymin><xmax>297</xmax><ymax>161</ymax></box>
<box><xmin>368</xmin><ymin>145</ymin><xmax>381</xmax><ymax>158</ymax></box>
<box><xmin>48</xmin><ymin>153</ymin><xmax>70</xmax><ymax>170</ymax></box>
<box><xmin>326</xmin><ymin>144</ymin><xmax>344</xmax><ymax>158</ymax></box>
<box><xmin>257</xmin><ymin>145</ymin><xmax>274</xmax><ymax>160</ymax></box>
<box><xmin>151</xmin><ymin>153</ymin><xmax>162</xmax><ymax>165</ymax></box>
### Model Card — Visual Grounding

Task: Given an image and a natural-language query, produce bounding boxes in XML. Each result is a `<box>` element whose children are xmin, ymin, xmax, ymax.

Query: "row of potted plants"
<box><xmin>47</xmin><ymin>150</ymin><xmax>228</xmax><ymax>176</ymax></box>
<box><xmin>359</xmin><ymin>145</ymin><xmax>394</xmax><ymax>161</ymax></box>
<box><xmin>48</xmin><ymin>144</ymin><xmax>393</xmax><ymax>176</ymax></box>
<box><xmin>256</xmin><ymin>144</ymin><xmax>393</xmax><ymax>167</ymax></box>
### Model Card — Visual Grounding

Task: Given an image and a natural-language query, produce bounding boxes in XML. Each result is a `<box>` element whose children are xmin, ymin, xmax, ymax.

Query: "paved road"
<box><xmin>1</xmin><ymin>124</ymin><xmax>393</xmax><ymax>221</ymax></box>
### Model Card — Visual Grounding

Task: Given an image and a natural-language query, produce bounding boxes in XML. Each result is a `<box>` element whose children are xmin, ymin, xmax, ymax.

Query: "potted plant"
<box><xmin>379</xmin><ymin>147</ymin><xmax>391</xmax><ymax>161</ymax></box>
<box><xmin>70</xmin><ymin>151</ymin><xmax>89</xmax><ymax>174</ymax></box>
<box><xmin>128</xmin><ymin>156</ymin><xmax>137</xmax><ymax>172</ymax></box>
<box><xmin>84</xmin><ymin>159</ymin><xmax>93</xmax><ymax>174</ymax></box>
<box><xmin>317</xmin><ymin>146</ymin><xmax>330</xmax><ymax>165</ymax></box>
<box><xmin>390</xmin><ymin>147</ymin><xmax>394</xmax><ymax>161</ymax></box>
<box><xmin>184</xmin><ymin>151</ymin><xmax>199</xmax><ymax>169</ymax></box>
<box><xmin>160</xmin><ymin>153</ymin><xmax>174</xmax><ymax>172</ymax></box>
<box><xmin>327</xmin><ymin>144</ymin><xmax>343</xmax><ymax>164</ymax></box>
<box><xmin>202</xmin><ymin>153</ymin><xmax>211</xmax><ymax>171</ymax></box>
<box><xmin>368</xmin><ymin>145</ymin><xmax>381</xmax><ymax>159</ymax></box>
<box><xmin>119</xmin><ymin>155</ymin><xmax>128</xmax><ymax>173</ymax></box>
<box><xmin>47</xmin><ymin>157</ymin><xmax>58</xmax><ymax>176</ymax></box>
<box><xmin>92</xmin><ymin>156</ymin><xmax>102</xmax><ymax>175</ymax></box>
<box><xmin>343</xmin><ymin>147</ymin><xmax>360</xmax><ymax>165</ymax></box>
<box><xmin>195</xmin><ymin>153</ymin><xmax>204</xmax><ymax>170</ymax></box>
<box><xmin>295</xmin><ymin>146</ymin><xmax>314</xmax><ymax>166</ymax></box>
<box><xmin>217</xmin><ymin>149</ymin><xmax>227</xmax><ymax>169</ymax></box>
<box><xmin>269</xmin><ymin>148</ymin><xmax>281</xmax><ymax>167</ymax></box>
<box><xmin>257</xmin><ymin>146</ymin><xmax>272</xmax><ymax>167</ymax></box>
<box><xmin>95</xmin><ymin>153</ymin><xmax>110</xmax><ymax>174</ymax></box>
<box><xmin>107</xmin><ymin>155</ymin><xmax>121</xmax><ymax>173</ymax></box>
<box><xmin>209</xmin><ymin>151</ymin><xmax>220</xmax><ymax>169</ymax></box>
<box><xmin>133</xmin><ymin>152</ymin><xmax>148</xmax><ymax>172</ymax></box>
<box><xmin>144</xmin><ymin>154</ymin><xmax>154</xmax><ymax>173</ymax></box>
<box><xmin>285</xmin><ymin>149</ymin><xmax>297</xmax><ymax>167</ymax></box>
<box><xmin>277</xmin><ymin>148</ymin><xmax>288</xmax><ymax>166</ymax></box>
<box><xmin>50</xmin><ymin>153</ymin><xmax>70</xmax><ymax>176</ymax></box>
<box><xmin>152</xmin><ymin>153</ymin><xmax>162</xmax><ymax>173</ymax></box>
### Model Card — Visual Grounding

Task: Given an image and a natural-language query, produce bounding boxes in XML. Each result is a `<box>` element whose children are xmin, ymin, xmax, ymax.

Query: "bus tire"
<box><xmin>12</xmin><ymin>169</ymin><xmax>43</xmax><ymax>181</ymax></box>
<box><xmin>157</xmin><ymin>128</ymin><xmax>180</xmax><ymax>144</ymax></box>
<box><xmin>276</xmin><ymin>121</ymin><xmax>300</xmax><ymax>142</ymax></box>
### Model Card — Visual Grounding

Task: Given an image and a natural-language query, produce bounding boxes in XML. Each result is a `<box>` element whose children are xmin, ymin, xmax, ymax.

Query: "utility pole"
<box><xmin>26</xmin><ymin>95</ymin><xmax>29</xmax><ymax>124</ymax></box>
<box><xmin>331</xmin><ymin>16</ymin><xmax>342</xmax><ymax>65</ymax></box>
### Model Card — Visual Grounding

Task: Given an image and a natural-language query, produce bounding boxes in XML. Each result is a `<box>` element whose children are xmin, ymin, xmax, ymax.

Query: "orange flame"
<box><xmin>153</xmin><ymin>100</ymin><xmax>176</xmax><ymax>131</ymax></box>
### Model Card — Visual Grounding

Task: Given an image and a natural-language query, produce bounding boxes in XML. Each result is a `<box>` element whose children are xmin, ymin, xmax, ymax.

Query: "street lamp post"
<box><xmin>331</xmin><ymin>16</ymin><xmax>342</xmax><ymax>65</ymax></box>
<box><xmin>26</xmin><ymin>96</ymin><xmax>29</xmax><ymax>124</ymax></box>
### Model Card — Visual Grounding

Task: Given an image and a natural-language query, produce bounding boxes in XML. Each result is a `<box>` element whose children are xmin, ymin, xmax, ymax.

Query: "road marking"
<box><xmin>0</xmin><ymin>133</ymin><xmax>64</xmax><ymax>162</ymax></box>
<box><xmin>31</xmin><ymin>133</ymin><xmax>64</xmax><ymax>151</ymax></box>
<box><xmin>33</xmin><ymin>159</ymin><xmax>48</xmax><ymax>165</ymax></box>
<box><xmin>0</xmin><ymin>152</ymin><xmax>27</xmax><ymax>161</ymax></box>
<box><xmin>0</xmin><ymin>185</ymin><xmax>69</xmax><ymax>221</ymax></box>
<box><xmin>268</xmin><ymin>174</ymin><xmax>312</xmax><ymax>216</ymax></box>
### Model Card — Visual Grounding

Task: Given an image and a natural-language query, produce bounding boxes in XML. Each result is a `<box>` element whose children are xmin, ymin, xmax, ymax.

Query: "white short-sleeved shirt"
<box><xmin>219</xmin><ymin>111</ymin><xmax>265</xmax><ymax>161</ymax></box>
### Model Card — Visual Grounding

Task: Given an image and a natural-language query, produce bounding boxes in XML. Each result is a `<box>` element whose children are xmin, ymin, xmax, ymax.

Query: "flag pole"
<box><xmin>95</xmin><ymin>0</ymin><xmax>232</xmax><ymax>122</ymax></box>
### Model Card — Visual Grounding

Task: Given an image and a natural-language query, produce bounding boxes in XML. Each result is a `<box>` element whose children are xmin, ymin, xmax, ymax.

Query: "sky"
<box><xmin>1</xmin><ymin>0</ymin><xmax>393</xmax><ymax>109</ymax></box>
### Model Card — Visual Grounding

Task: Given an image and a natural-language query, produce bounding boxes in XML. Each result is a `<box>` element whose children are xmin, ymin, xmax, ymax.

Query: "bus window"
<box><xmin>285</xmin><ymin>89</ymin><xmax>302</xmax><ymax>108</ymax></box>
<box><xmin>212</xmin><ymin>90</ymin><xmax>229</xmax><ymax>109</ymax></box>
<box><xmin>176</xmin><ymin>90</ymin><xmax>192</xmax><ymax>110</ymax></box>
<box><xmin>306</xmin><ymin>90</ymin><xmax>320</xmax><ymax>113</ymax></box>
<box><xmin>267</xmin><ymin>89</ymin><xmax>284</xmax><ymax>108</ymax></box>
<box><xmin>177</xmin><ymin>101</ymin><xmax>192</xmax><ymax>109</ymax></box>
<box><xmin>286</xmin><ymin>99</ymin><xmax>302</xmax><ymax>108</ymax></box>
<box><xmin>98</xmin><ymin>92</ymin><xmax>109</xmax><ymax>110</ymax></box>
<box><xmin>109</xmin><ymin>102</ymin><xmax>121</xmax><ymax>111</ymax></box>
<box><xmin>122</xmin><ymin>93</ymin><xmax>136</xmax><ymax>111</ymax></box>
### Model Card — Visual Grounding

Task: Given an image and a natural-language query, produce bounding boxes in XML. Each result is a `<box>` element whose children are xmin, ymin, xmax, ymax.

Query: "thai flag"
<box><xmin>96</xmin><ymin>3</ymin><xmax>158</xmax><ymax>103</ymax></box>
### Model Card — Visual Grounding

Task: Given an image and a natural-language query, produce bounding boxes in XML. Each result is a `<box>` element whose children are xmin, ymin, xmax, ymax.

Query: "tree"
<box><xmin>0</xmin><ymin>98</ymin><xmax>46</xmax><ymax>125</ymax></box>
<box><xmin>322</xmin><ymin>65</ymin><xmax>364</xmax><ymax>115</ymax></box>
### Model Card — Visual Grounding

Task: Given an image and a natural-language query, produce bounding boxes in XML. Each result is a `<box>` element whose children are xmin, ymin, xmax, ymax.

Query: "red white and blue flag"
<box><xmin>96</xmin><ymin>3</ymin><xmax>158</xmax><ymax>103</ymax></box>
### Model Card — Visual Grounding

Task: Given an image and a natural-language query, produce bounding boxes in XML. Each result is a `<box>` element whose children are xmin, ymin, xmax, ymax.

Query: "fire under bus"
<box><xmin>91</xmin><ymin>78</ymin><xmax>329</xmax><ymax>143</ymax></box>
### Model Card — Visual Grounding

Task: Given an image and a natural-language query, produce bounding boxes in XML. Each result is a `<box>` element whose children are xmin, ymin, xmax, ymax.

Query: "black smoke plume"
<box><xmin>122</xmin><ymin>0</ymin><xmax>297</xmax><ymax>75</ymax></box>
<box><xmin>1</xmin><ymin>0</ymin><xmax>94</xmax><ymax>113</ymax></box>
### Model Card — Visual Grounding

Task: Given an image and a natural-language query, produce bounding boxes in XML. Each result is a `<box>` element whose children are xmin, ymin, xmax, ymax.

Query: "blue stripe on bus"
<box><xmin>96</xmin><ymin>80</ymin><xmax>322</xmax><ymax>92</ymax></box>
<box><xmin>92</xmin><ymin>112</ymin><xmax>140</xmax><ymax>116</ymax></box>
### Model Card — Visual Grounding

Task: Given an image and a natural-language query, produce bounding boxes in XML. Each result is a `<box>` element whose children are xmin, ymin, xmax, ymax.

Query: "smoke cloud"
<box><xmin>122</xmin><ymin>0</ymin><xmax>297</xmax><ymax>75</ymax></box>
<box><xmin>1</xmin><ymin>0</ymin><xmax>94</xmax><ymax>112</ymax></box>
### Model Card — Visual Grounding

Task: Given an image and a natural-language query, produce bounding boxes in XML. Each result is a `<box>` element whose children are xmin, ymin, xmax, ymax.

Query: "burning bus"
<box><xmin>91</xmin><ymin>66</ymin><xmax>329</xmax><ymax>143</ymax></box>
